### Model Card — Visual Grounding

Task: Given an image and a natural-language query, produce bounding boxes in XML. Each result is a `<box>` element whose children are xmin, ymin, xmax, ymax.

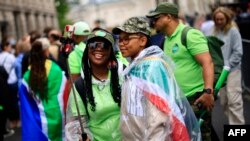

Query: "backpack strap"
<box><xmin>181</xmin><ymin>26</ymin><xmax>193</xmax><ymax>48</ymax></box>
<box><xmin>74</xmin><ymin>77</ymin><xmax>90</xmax><ymax>118</ymax></box>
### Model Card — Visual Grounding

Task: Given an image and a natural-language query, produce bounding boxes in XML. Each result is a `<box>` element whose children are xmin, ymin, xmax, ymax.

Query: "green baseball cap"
<box><xmin>73</xmin><ymin>21</ymin><xmax>91</xmax><ymax>36</ymax></box>
<box><xmin>146</xmin><ymin>2</ymin><xmax>179</xmax><ymax>18</ymax></box>
<box><xmin>87</xmin><ymin>30</ymin><xmax>114</xmax><ymax>47</ymax></box>
<box><xmin>112</xmin><ymin>17</ymin><xmax>151</xmax><ymax>36</ymax></box>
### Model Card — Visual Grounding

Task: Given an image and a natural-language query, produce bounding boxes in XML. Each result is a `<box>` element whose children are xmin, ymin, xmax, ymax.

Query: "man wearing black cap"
<box><xmin>147</xmin><ymin>2</ymin><xmax>215</xmax><ymax>141</ymax></box>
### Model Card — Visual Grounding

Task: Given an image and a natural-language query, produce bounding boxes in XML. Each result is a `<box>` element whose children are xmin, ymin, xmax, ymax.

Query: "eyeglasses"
<box><xmin>118</xmin><ymin>35</ymin><xmax>141</xmax><ymax>45</ymax></box>
<box><xmin>88</xmin><ymin>41</ymin><xmax>110</xmax><ymax>50</ymax></box>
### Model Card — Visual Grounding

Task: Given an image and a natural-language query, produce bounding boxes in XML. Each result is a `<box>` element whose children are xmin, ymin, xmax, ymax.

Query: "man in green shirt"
<box><xmin>68</xmin><ymin>21</ymin><xmax>91</xmax><ymax>81</ymax></box>
<box><xmin>146</xmin><ymin>2</ymin><xmax>215</xmax><ymax>141</ymax></box>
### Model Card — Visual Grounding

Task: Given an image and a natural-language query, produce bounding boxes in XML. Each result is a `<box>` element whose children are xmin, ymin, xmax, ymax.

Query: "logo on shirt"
<box><xmin>172</xmin><ymin>43</ymin><xmax>179</xmax><ymax>53</ymax></box>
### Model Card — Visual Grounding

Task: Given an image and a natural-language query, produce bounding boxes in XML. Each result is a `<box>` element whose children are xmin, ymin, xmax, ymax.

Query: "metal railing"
<box><xmin>242</xmin><ymin>39</ymin><xmax>250</xmax><ymax>93</ymax></box>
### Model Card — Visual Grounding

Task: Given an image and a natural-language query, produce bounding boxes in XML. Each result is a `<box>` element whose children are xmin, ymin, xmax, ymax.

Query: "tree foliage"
<box><xmin>55</xmin><ymin>0</ymin><xmax>73</xmax><ymax>30</ymax></box>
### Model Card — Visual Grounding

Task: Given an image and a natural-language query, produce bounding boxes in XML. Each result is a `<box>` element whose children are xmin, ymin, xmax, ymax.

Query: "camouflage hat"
<box><xmin>146</xmin><ymin>2</ymin><xmax>179</xmax><ymax>18</ymax></box>
<box><xmin>112</xmin><ymin>17</ymin><xmax>151</xmax><ymax>36</ymax></box>
<box><xmin>87</xmin><ymin>30</ymin><xmax>115</xmax><ymax>46</ymax></box>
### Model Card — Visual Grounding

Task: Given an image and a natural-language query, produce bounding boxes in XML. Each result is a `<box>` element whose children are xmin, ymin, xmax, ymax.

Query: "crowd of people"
<box><xmin>0</xmin><ymin>1</ymin><xmax>246</xmax><ymax>141</ymax></box>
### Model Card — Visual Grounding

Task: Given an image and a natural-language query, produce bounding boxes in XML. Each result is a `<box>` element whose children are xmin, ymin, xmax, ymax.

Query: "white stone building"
<box><xmin>0</xmin><ymin>0</ymin><xmax>58</xmax><ymax>40</ymax></box>
<box><xmin>67</xmin><ymin>0</ymin><xmax>239</xmax><ymax>29</ymax></box>
<box><xmin>67</xmin><ymin>0</ymin><xmax>156</xmax><ymax>29</ymax></box>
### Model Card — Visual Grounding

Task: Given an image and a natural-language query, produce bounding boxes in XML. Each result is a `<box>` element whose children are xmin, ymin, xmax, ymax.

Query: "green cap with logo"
<box><xmin>87</xmin><ymin>30</ymin><xmax>115</xmax><ymax>47</ymax></box>
<box><xmin>112</xmin><ymin>17</ymin><xmax>151</xmax><ymax>36</ymax></box>
<box><xmin>146</xmin><ymin>2</ymin><xmax>179</xmax><ymax>18</ymax></box>
<box><xmin>73</xmin><ymin>21</ymin><xmax>91</xmax><ymax>36</ymax></box>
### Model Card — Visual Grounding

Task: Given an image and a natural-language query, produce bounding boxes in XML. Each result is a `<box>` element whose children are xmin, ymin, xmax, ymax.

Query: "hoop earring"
<box><xmin>107</xmin><ymin>60</ymin><xmax>117</xmax><ymax>69</ymax></box>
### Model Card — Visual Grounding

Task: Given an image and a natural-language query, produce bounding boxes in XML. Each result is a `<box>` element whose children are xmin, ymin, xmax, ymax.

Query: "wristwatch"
<box><xmin>203</xmin><ymin>88</ymin><xmax>213</xmax><ymax>94</ymax></box>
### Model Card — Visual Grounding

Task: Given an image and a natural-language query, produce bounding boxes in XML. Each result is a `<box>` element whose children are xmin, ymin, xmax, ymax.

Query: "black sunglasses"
<box><xmin>152</xmin><ymin>15</ymin><xmax>163</xmax><ymax>22</ymax></box>
<box><xmin>88</xmin><ymin>41</ymin><xmax>110</xmax><ymax>50</ymax></box>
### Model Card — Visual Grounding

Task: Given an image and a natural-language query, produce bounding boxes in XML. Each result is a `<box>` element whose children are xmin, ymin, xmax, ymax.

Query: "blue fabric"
<box><xmin>150</xmin><ymin>33</ymin><xmax>165</xmax><ymax>49</ymax></box>
<box><xmin>14</xmin><ymin>54</ymin><xmax>24</xmax><ymax>88</ymax></box>
<box><xmin>19</xmin><ymin>83</ymin><xmax>48</xmax><ymax>141</ymax></box>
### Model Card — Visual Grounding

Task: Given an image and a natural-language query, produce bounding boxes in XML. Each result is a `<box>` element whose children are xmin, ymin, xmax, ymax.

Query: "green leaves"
<box><xmin>55</xmin><ymin>0</ymin><xmax>73</xmax><ymax>30</ymax></box>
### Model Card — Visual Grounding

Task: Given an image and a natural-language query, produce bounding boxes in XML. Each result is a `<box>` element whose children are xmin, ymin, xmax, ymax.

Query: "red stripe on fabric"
<box><xmin>172</xmin><ymin>116</ymin><xmax>190</xmax><ymax>141</ymax></box>
<box><xmin>63</xmin><ymin>80</ymin><xmax>70</xmax><ymax>115</ymax></box>
<box><xmin>144</xmin><ymin>91</ymin><xmax>190</xmax><ymax>141</ymax></box>
<box><xmin>145</xmin><ymin>92</ymin><xmax>171</xmax><ymax>113</ymax></box>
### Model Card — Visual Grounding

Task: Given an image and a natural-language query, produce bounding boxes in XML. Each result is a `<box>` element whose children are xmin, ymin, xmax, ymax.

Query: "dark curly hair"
<box><xmin>29</xmin><ymin>41</ymin><xmax>48</xmax><ymax>100</ymax></box>
<box><xmin>81</xmin><ymin>37</ymin><xmax>121</xmax><ymax>114</ymax></box>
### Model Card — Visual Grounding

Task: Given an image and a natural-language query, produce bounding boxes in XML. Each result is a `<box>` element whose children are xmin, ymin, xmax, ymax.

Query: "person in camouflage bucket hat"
<box><xmin>112</xmin><ymin>17</ymin><xmax>151</xmax><ymax>36</ymax></box>
<box><xmin>112</xmin><ymin>16</ymin><xmax>201</xmax><ymax>141</ymax></box>
<box><xmin>112</xmin><ymin>16</ymin><xmax>153</xmax><ymax>59</ymax></box>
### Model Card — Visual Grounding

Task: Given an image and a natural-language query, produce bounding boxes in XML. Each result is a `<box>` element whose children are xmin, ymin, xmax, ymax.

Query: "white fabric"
<box><xmin>219</xmin><ymin>69</ymin><xmax>245</xmax><ymax>124</ymax></box>
<box><xmin>200</xmin><ymin>20</ymin><xmax>214</xmax><ymax>36</ymax></box>
<box><xmin>0</xmin><ymin>51</ymin><xmax>17</xmax><ymax>84</ymax></box>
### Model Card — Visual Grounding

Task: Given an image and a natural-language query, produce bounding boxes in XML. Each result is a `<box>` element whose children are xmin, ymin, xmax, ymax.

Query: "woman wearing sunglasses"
<box><xmin>66</xmin><ymin>30</ymin><xmax>124</xmax><ymax>141</ymax></box>
<box><xmin>112</xmin><ymin>17</ymin><xmax>201</xmax><ymax>141</ymax></box>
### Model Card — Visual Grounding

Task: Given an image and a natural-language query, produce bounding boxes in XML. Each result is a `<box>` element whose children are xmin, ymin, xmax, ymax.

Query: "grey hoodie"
<box><xmin>214</xmin><ymin>27</ymin><xmax>243</xmax><ymax>72</ymax></box>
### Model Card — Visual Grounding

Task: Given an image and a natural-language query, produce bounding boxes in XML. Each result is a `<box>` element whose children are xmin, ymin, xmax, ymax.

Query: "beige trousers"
<box><xmin>219</xmin><ymin>69</ymin><xmax>245</xmax><ymax>125</ymax></box>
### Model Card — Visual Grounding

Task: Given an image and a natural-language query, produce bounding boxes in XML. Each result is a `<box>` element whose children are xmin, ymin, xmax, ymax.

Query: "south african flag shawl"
<box><xmin>19</xmin><ymin>60</ymin><xmax>68</xmax><ymax>141</ymax></box>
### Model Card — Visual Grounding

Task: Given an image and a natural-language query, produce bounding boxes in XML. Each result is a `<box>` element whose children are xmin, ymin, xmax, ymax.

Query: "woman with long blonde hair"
<box><xmin>213</xmin><ymin>7</ymin><xmax>238</xmax><ymax>34</ymax></box>
<box><xmin>213</xmin><ymin>7</ymin><xmax>245</xmax><ymax>125</ymax></box>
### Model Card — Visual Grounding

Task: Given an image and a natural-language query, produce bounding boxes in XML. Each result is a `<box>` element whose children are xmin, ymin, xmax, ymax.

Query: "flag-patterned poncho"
<box><xmin>120</xmin><ymin>46</ymin><xmax>201</xmax><ymax>141</ymax></box>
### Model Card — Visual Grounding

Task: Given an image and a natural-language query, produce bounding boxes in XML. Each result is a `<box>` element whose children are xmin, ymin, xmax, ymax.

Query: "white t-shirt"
<box><xmin>200</xmin><ymin>20</ymin><xmax>214</xmax><ymax>36</ymax></box>
<box><xmin>0</xmin><ymin>51</ymin><xmax>17</xmax><ymax>84</ymax></box>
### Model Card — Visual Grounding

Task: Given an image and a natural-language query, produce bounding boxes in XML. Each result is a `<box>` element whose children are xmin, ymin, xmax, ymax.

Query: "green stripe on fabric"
<box><xmin>23</xmin><ymin>60</ymin><xmax>64</xmax><ymax>140</ymax></box>
<box><xmin>131</xmin><ymin>58</ymin><xmax>170</xmax><ymax>94</ymax></box>
<box><xmin>23</xmin><ymin>69</ymin><xmax>30</xmax><ymax>84</ymax></box>
<box><xmin>42</xmin><ymin>61</ymin><xmax>63</xmax><ymax>141</ymax></box>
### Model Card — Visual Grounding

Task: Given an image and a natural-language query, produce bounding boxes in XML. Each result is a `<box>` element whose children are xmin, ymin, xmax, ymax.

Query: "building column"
<box><xmin>45</xmin><ymin>15</ymin><xmax>52</xmax><ymax>27</ymax></box>
<box><xmin>26</xmin><ymin>12</ymin><xmax>36</xmax><ymax>32</ymax></box>
<box><xmin>0</xmin><ymin>11</ymin><xmax>6</xmax><ymax>41</ymax></box>
<box><xmin>3</xmin><ymin>11</ymin><xmax>16</xmax><ymax>39</ymax></box>
<box><xmin>37</xmin><ymin>13</ymin><xmax>45</xmax><ymax>33</ymax></box>
<box><xmin>0</xmin><ymin>11</ymin><xmax>4</xmax><ymax>21</ymax></box>
<box><xmin>52</xmin><ymin>16</ymin><xmax>59</xmax><ymax>29</ymax></box>
<box><xmin>18</xmin><ymin>12</ymin><xmax>28</xmax><ymax>38</ymax></box>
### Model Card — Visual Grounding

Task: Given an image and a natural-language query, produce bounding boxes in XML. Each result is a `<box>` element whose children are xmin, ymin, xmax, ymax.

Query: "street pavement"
<box><xmin>212</xmin><ymin>91</ymin><xmax>250</xmax><ymax>141</ymax></box>
<box><xmin>4</xmin><ymin>92</ymin><xmax>250</xmax><ymax>141</ymax></box>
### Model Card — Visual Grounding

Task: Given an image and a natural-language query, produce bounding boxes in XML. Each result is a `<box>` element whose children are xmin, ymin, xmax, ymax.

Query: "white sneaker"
<box><xmin>4</xmin><ymin>129</ymin><xmax>15</xmax><ymax>138</ymax></box>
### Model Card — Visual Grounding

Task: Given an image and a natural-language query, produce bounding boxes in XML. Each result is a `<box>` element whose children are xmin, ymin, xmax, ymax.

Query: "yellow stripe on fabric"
<box><xmin>45</xmin><ymin>60</ymin><xmax>52</xmax><ymax>77</ymax></box>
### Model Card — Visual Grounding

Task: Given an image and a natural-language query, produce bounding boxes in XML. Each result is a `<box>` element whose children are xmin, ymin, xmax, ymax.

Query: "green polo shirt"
<box><xmin>116</xmin><ymin>51</ymin><xmax>129</xmax><ymax>66</ymax></box>
<box><xmin>163</xmin><ymin>23</ymin><xmax>208</xmax><ymax>97</ymax></box>
<box><xmin>68</xmin><ymin>42</ymin><xmax>86</xmax><ymax>74</ymax></box>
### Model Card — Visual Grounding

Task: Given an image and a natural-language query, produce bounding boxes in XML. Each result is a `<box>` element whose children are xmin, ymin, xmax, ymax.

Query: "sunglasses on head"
<box><xmin>88</xmin><ymin>41</ymin><xmax>110</xmax><ymax>50</ymax></box>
